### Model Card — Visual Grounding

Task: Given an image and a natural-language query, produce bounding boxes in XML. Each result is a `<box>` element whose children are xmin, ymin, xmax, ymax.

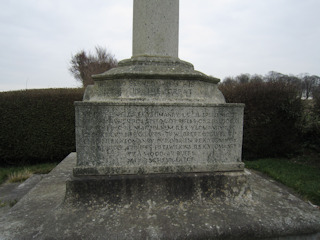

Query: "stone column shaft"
<box><xmin>132</xmin><ymin>0</ymin><xmax>179</xmax><ymax>58</ymax></box>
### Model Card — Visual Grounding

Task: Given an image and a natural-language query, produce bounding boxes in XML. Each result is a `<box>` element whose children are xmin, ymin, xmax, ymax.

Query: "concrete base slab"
<box><xmin>0</xmin><ymin>174</ymin><xmax>44</xmax><ymax>216</ymax></box>
<box><xmin>0</xmin><ymin>153</ymin><xmax>319</xmax><ymax>240</ymax></box>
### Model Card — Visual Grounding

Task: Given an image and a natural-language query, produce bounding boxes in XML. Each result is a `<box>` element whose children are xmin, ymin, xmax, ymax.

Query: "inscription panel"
<box><xmin>127</xmin><ymin>79</ymin><xmax>195</xmax><ymax>99</ymax></box>
<box><xmin>93</xmin><ymin>79</ymin><xmax>225</xmax><ymax>104</ymax></box>
<box><xmin>75</xmin><ymin>103</ymin><xmax>244</xmax><ymax>174</ymax></box>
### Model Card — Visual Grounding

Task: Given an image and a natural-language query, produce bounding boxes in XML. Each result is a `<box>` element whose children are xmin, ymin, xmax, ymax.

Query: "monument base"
<box><xmin>65</xmin><ymin>171</ymin><xmax>249</xmax><ymax>205</ymax></box>
<box><xmin>0</xmin><ymin>153</ymin><xmax>319</xmax><ymax>240</ymax></box>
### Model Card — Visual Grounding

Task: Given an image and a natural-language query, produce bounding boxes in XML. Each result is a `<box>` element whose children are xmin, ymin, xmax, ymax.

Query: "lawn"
<box><xmin>1</xmin><ymin>158</ymin><xmax>319</xmax><ymax>206</ymax></box>
<box><xmin>245</xmin><ymin>157</ymin><xmax>320</xmax><ymax>206</ymax></box>
<box><xmin>0</xmin><ymin>163</ymin><xmax>57</xmax><ymax>184</ymax></box>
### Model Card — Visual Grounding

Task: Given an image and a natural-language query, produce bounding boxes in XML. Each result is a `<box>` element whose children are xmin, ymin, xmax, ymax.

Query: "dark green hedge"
<box><xmin>0</xmin><ymin>84</ymin><xmax>315</xmax><ymax>165</ymax></box>
<box><xmin>219</xmin><ymin>81</ymin><xmax>303</xmax><ymax>159</ymax></box>
<box><xmin>0</xmin><ymin>88</ymin><xmax>84</xmax><ymax>166</ymax></box>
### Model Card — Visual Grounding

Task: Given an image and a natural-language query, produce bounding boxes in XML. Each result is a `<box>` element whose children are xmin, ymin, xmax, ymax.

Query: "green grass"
<box><xmin>0</xmin><ymin>199</ymin><xmax>18</xmax><ymax>208</ymax></box>
<box><xmin>0</xmin><ymin>163</ymin><xmax>57</xmax><ymax>185</ymax></box>
<box><xmin>7</xmin><ymin>169</ymin><xmax>33</xmax><ymax>183</ymax></box>
<box><xmin>1</xmin><ymin>159</ymin><xmax>319</xmax><ymax>207</ymax></box>
<box><xmin>0</xmin><ymin>200</ymin><xmax>6</xmax><ymax>207</ymax></box>
<box><xmin>245</xmin><ymin>158</ymin><xmax>320</xmax><ymax>206</ymax></box>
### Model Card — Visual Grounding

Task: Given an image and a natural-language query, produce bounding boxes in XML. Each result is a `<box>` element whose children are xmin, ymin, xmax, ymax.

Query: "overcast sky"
<box><xmin>1</xmin><ymin>0</ymin><xmax>319</xmax><ymax>92</ymax></box>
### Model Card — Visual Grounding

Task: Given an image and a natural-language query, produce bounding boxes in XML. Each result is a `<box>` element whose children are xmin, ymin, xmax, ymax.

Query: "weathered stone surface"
<box><xmin>0</xmin><ymin>174</ymin><xmax>44</xmax><ymax>216</ymax></box>
<box><xmin>1</xmin><ymin>154</ymin><xmax>319</xmax><ymax>240</ymax></box>
<box><xmin>66</xmin><ymin>171</ymin><xmax>249</xmax><ymax>204</ymax></box>
<box><xmin>133</xmin><ymin>0</ymin><xmax>179</xmax><ymax>57</ymax></box>
<box><xmin>74</xmin><ymin>102</ymin><xmax>244</xmax><ymax>176</ymax></box>
<box><xmin>86</xmin><ymin>57</ymin><xmax>224</xmax><ymax>103</ymax></box>
<box><xmin>77</xmin><ymin>0</ymin><xmax>230</xmax><ymax>177</ymax></box>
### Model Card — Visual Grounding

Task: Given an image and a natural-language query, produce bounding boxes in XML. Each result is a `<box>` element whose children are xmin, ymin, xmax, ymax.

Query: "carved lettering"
<box><xmin>77</xmin><ymin>105</ymin><xmax>243</xmax><ymax>167</ymax></box>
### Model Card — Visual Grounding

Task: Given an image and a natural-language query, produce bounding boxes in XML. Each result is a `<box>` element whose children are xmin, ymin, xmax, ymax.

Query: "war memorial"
<box><xmin>0</xmin><ymin>0</ymin><xmax>319</xmax><ymax>239</ymax></box>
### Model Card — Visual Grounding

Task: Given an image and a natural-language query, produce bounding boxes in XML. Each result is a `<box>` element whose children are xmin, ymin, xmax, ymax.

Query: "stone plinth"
<box><xmin>66</xmin><ymin>171</ymin><xmax>249</xmax><ymax>204</ymax></box>
<box><xmin>74</xmin><ymin>102</ymin><xmax>244</xmax><ymax>176</ymax></box>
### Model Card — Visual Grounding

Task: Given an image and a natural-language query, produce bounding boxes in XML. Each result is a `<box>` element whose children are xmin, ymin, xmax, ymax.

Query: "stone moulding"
<box><xmin>84</xmin><ymin>57</ymin><xmax>225</xmax><ymax>103</ymax></box>
<box><xmin>92</xmin><ymin>57</ymin><xmax>220</xmax><ymax>83</ymax></box>
<box><xmin>73</xmin><ymin>163</ymin><xmax>245</xmax><ymax>176</ymax></box>
<box><xmin>74</xmin><ymin>101</ymin><xmax>244</xmax><ymax>107</ymax></box>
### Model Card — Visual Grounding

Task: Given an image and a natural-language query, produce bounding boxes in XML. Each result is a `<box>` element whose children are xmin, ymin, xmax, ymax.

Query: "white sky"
<box><xmin>1</xmin><ymin>0</ymin><xmax>319</xmax><ymax>91</ymax></box>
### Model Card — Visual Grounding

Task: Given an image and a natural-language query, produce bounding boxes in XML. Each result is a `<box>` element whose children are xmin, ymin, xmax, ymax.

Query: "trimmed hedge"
<box><xmin>0</xmin><ymin>88</ymin><xmax>84</xmax><ymax>166</ymax></box>
<box><xmin>219</xmin><ymin>81</ymin><xmax>302</xmax><ymax>159</ymax></box>
<box><xmin>0</xmin><ymin>83</ymin><xmax>315</xmax><ymax>165</ymax></box>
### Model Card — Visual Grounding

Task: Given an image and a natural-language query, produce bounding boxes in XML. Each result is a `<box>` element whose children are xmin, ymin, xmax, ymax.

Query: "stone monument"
<box><xmin>72</xmin><ymin>0</ymin><xmax>245</xmax><ymax>181</ymax></box>
<box><xmin>1</xmin><ymin>1</ymin><xmax>319</xmax><ymax>239</ymax></box>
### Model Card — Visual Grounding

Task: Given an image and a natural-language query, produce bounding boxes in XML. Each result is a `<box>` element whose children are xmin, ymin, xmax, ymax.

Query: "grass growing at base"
<box><xmin>0</xmin><ymin>200</ymin><xmax>6</xmax><ymax>207</ymax></box>
<box><xmin>0</xmin><ymin>199</ymin><xmax>18</xmax><ymax>208</ymax></box>
<box><xmin>245</xmin><ymin>158</ymin><xmax>320</xmax><ymax>206</ymax></box>
<box><xmin>1</xmin><ymin>159</ymin><xmax>319</xmax><ymax>206</ymax></box>
<box><xmin>7</xmin><ymin>169</ymin><xmax>33</xmax><ymax>183</ymax></box>
<box><xmin>0</xmin><ymin>163</ymin><xmax>57</xmax><ymax>185</ymax></box>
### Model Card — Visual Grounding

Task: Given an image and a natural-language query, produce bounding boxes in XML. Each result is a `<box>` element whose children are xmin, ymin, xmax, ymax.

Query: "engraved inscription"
<box><xmin>76</xmin><ymin>105</ymin><xmax>243</xmax><ymax>167</ymax></box>
<box><xmin>127</xmin><ymin>80</ymin><xmax>195</xmax><ymax>98</ymax></box>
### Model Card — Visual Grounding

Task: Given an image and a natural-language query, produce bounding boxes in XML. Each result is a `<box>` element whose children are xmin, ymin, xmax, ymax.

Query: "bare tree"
<box><xmin>265</xmin><ymin>71</ymin><xmax>287</xmax><ymax>82</ymax></box>
<box><xmin>69</xmin><ymin>46</ymin><xmax>118</xmax><ymax>87</ymax></box>
<box><xmin>250</xmin><ymin>74</ymin><xmax>264</xmax><ymax>83</ymax></box>
<box><xmin>235</xmin><ymin>73</ymin><xmax>250</xmax><ymax>83</ymax></box>
<box><xmin>222</xmin><ymin>76</ymin><xmax>237</xmax><ymax>85</ymax></box>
